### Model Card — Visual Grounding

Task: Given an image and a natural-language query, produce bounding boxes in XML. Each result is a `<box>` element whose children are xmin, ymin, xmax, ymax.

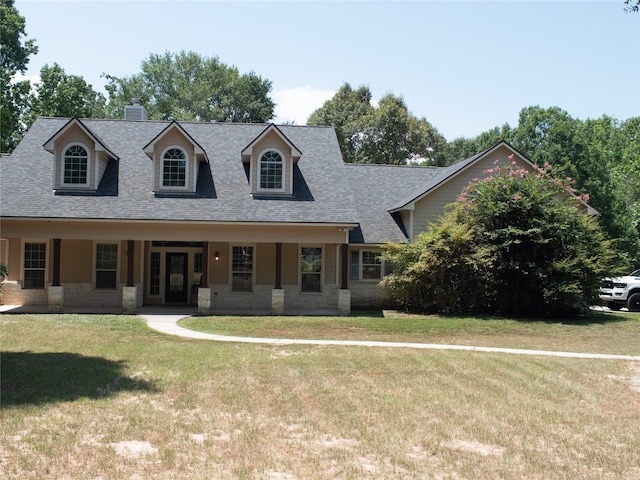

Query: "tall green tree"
<box><xmin>307</xmin><ymin>83</ymin><xmax>374</xmax><ymax>163</ymax></box>
<box><xmin>0</xmin><ymin>0</ymin><xmax>38</xmax><ymax>152</ymax></box>
<box><xmin>611</xmin><ymin>116</ymin><xmax>640</xmax><ymax>239</ymax></box>
<box><xmin>307</xmin><ymin>84</ymin><xmax>446</xmax><ymax>165</ymax></box>
<box><xmin>104</xmin><ymin>51</ymin><xmax>274</xmax><ymax>123</ymax></box>
<box><xmin>24</xmin><ymin>63</ymin><xmax>106</xmax><ymax>126</ymax></box>
<box><xmin>443</xmin><ymin>106</ymin><xmax>639</xmax><ymax>266</ymax></box>
<box><xmin>624</xmin><ymin>0</ymin><xmax>639</xmax><ymax>12</ymax></box>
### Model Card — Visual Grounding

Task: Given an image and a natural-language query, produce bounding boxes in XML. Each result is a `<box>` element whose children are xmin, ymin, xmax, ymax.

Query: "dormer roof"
<box><xmin>143</xmin><ymin>120</ymin><xmax>209</xmax><ymax>162</ymax></box>
<box><xmin>42</xmin><ymin>117</ymin><xmax>118</xmax><ymax>160</ymax></box>
<box><xmin>241</xmin><ymin>124</ymin><xmax>302</xmax><ymax>163</ymax></box>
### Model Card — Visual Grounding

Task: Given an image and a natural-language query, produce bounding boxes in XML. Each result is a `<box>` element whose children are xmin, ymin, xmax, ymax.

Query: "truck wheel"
<box><xmin>607</xmin><ymin>302</ymin><xmax>623</xmax><ymax>311</ymax></box>
<box><xmin>628</xmin><ymin>293</ymin><xmax>640</xmax><ymax>312</ymax></box>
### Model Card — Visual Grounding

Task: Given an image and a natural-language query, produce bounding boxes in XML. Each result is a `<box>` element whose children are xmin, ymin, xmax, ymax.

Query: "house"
<box><xmin>0</xmin><ymin>103</ymin><xmax>562</xmax><ymax>314</ymax></box>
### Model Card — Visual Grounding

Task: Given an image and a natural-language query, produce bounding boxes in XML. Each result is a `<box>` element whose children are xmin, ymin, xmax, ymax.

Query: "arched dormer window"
<box><xmin>63</xmin><ymin>144</ymin><xmax>89</xmax><ymax>185</ymax></box>
<box><xmin>162</xmin><ymin>147</ymin><xmax>187</xmax><ymax>188</ymax></box>
<box><xmin>259</xmin><ymin>150</ymin><xmax>284</xmax><ymax>191</ymax></box>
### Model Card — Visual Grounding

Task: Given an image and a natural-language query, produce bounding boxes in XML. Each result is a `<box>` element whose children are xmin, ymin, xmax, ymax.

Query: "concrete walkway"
<box><xmin>142</xmin><ymin>313</ymin><xmax>640</xmax><ymax>361</ymax></box>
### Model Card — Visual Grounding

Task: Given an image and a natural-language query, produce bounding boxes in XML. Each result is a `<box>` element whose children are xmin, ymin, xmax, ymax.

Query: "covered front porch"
<box><xmin>0</xmin><ymin>219</ymin><xmax>355</xmax><ymax>315</ymax></box>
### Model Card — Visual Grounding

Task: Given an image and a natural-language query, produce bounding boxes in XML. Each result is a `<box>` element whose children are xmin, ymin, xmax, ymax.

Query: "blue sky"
<box><xmin>14</xmin><ymin>0</ymin><xmax>640</xmax><ymax>140</ymax></box>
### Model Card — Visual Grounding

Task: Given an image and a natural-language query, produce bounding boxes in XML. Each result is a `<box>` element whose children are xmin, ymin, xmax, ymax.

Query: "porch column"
<box><xmin>126</xmin><ymin>240</ymin><xmax>135</xmax><ymax>287</ymax></box>
<box><xmin>338</xmin><ymin>243</ymin><xmax>351</xmax><ymax>316</ymax></box>
<box><xmin>52</xmin><ymin>238</ymin><xmax>61</xmax><ymax>286</ymax></box>
<box><xmin>123</xmin><ymin>240</ymin><xmax>137</xmax><ymax>313</ymax></box>
<box><xmin>272</xmin><ymin>242</ymin><xmax>284</xmax><ymax>315</ymax></box>
<box><xmin>48</xmin><ymin>238</ymin><xmax>64</xmax><ymax>312</ymax></box>
<box><xmin>198</xmin><ymin>241</ymin><xmax>211</xmax><ymax>314</ymax></box>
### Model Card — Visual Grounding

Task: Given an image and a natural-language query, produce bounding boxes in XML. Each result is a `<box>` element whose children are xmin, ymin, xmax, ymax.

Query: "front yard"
<box><xmin>1</xmin><ymin>312</ymin><xmax>639</xmax><ymax>479</ymax></box>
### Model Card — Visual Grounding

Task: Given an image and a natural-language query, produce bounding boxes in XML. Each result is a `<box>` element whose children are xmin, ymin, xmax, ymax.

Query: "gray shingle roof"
<box><xmin>344</xmin><ymin>163</ymin><xmax>442</xmax><ymax>244</ymax></box>
<box><xmin>0</xmin><ymin>118</ymin><xmax>359</xmax><ymax>226</ymax></box>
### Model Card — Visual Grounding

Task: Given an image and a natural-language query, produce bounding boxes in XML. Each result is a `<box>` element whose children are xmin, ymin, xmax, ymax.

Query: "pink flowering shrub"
<box><xmin>383</xmin><ymin>156</ymin><xmax>616</xmax><ymax>317</ymax></box>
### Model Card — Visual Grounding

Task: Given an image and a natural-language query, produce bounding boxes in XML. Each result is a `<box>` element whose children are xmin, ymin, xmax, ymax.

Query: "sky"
<box><xmin>13</xmin><ymin>0</ymin><xmax>640</xmax><ymax>140</ymax></box>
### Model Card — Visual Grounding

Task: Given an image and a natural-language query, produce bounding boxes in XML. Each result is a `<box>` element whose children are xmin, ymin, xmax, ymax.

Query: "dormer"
<box><xmin>143</xmin><ymin>121</ymin><xmax>208</xmax><ymax>194</ymax></box>
<box><xmin>43</xmin><ymin>118</ymin><xmax>118</xmax><ymax>193</ymax></box>
<box><xmin>242</xmin><ymin>125</ymin><xmax>302</xmax><ymax>196</ymax></box>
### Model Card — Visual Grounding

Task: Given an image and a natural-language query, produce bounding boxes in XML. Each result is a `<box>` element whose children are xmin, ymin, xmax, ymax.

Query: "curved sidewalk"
<box><xmin>143</xmin><ymin>314</ymin><xmax>640</xmax><ymax>361</ymax></box>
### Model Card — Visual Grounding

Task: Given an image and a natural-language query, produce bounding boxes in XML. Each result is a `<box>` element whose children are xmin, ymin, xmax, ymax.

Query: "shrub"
<box><xmin>383</xmin><ymin>157</ymin><xmax>618</xmax><ymax>317</ymax></box>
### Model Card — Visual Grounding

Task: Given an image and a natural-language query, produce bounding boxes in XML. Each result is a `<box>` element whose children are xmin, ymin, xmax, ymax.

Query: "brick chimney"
<box><xmin>124</xmin><ymin>98</ymin><xmax>149</xmax><ymax>121</ymax></box>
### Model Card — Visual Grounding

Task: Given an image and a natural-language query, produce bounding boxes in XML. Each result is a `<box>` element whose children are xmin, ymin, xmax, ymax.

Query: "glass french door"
<box><xmin>165</xmin><ymin>253</ymin><xmax>188</xmax><ymax>303</ymax></box>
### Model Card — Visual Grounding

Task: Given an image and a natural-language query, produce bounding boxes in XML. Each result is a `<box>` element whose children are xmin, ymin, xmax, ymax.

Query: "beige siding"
<box><xmin>324</xmin><ymin>244</ymin><xmax>337</xmax><ymax>285</ymax></box>
<box><xmin>249</xmin><ymin>130</ymin><xmax>294</xmax><ymax>195</ymax></box>
<box><xmin>60</xmin><ymin>240</ymin><xmax>92</xmax><ymax>282</ymax></box>
<box><xmin>281</xmin><ymin>243</ymin><xmax>298</xmax><ymax>285</ymax></box>
<box><xmin>53</xmin><ymin>124</ymin><xmax>96</xmax><ymax>191</ymax></box>
<box><xmin>412</xmin><ymin>146</ymin><xmax>531</xmax><ymax>237</ymax></box>
<box><xmin>256</xmin><ymin>243</ymin><xmax>274</xmax><ymax>285</ymax></box>
<box><xmin>152</xmin><ymin>129</ymin><xmax>197</xmax><ymax>192</ymax></box>
<box><xmin>210</xmin><ymin>242</ymin><xmax>229</xmax><ymax>284</ymax></box>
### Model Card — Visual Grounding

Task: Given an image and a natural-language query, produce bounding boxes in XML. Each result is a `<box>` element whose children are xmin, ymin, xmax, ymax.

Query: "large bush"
<box><xmin>382</xmin><ymin>157</ymin><xmax>619</xmax><ymax>317</ymax></box>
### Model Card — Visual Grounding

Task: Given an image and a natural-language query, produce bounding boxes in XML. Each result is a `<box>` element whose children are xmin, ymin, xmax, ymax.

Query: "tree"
<box><xmin>624</xmin><ymin>0</ymin><xmax>639</xmax><ymax>12</ymax></box>
<box><xmin>307</xmin><ymin>83</ymin><xmax>374</xmax><ymax>163</ymax></box>
<box><xmin>445</xmin><ymin>106</ymin><xmax>639</xmax><ymax>266</ymax></box>
<box><xmin>443</xmin><ymin>125</ymin><xmax>512</xmax><ymax>166</ymax></box>
<box><xmin>383</xmin><ymin>159</ymin><xmax>619</xmax><ymax>317</ymax></box>
<box><xmin>307</xmin><ymin>84</ymin><xmax>446</xmax><ymax>165</ymax></box>
<box><xmin>24</xmin><ymin>63</ymin><xmax>106</xmax><ymax>126</ymax></box>
<box><xmin>104</xmin><ymin>51</ymin><xmax>275</xmax><ymax>123</ymax></box>
<box><xmin>0</xmin><ymin>0</ymin><xmax>38</xmax><ymax>152</ymax></box>
<box><xmin>612</xmin><ymin>116</ymin><xmax>640</xmax><ymax>239</ymax></box>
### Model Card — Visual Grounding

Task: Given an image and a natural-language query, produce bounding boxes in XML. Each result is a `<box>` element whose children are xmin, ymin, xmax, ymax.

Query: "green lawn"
<box><xmin>180</xmin><ymin>309</ymin><xmax>640</xmax><ymax>356</ymax></box>
<box><xmin>1</xmin><ymin>312</ymin><xmax>639</xmax><ymax>479</ymax></box>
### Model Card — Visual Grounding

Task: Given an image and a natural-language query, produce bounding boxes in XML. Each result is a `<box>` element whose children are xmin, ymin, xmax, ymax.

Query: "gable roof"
<box><xmin>344</xmin><ymin>163</ymin><xmax>442</xmax><ymax>243</ymax></box>
<box><xmin>389</xmin><ymin>141</ymin><xmax>533</xmax><ymax>213</ymax></box>
<box><xmin>42</xmin><ymin>117</ymin><xmax>118</xmax><ymax>160</ymax></box>
<box><xmin>241</xmin><ymin>124</ymin><xmax>302</xmax><ymax>162</ymax></box>
<box><xmin>142</xmin><ymin>120</ymin><xmax>209</xmax><ymax>161</ymax></box>
<box><xmin>1</xmin><ymin>118</ymin><xmax>358</xmax><ymax>226</ymax></box>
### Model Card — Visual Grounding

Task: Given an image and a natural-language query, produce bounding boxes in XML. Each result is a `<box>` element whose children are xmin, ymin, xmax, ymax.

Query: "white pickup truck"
<box><xmin>599</xmin><ymin>269</ymin><xmax>640</xmax><ymax>312</ymax></box>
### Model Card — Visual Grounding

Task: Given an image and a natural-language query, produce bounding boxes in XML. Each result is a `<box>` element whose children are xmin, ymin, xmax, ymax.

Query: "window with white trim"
<box><xmin>193</xmin><ymin>252</ymin><xmax>203</xmax><ymax>285</ymax></box>
<box><xmin>259</xmin><ymin>150</ymin><xmax>283</xmax><ymax>190</ymax></box>
<box><xmin>95</xmin><ymin>243</ymin><xmax>118</xmax><ymax>289</ymax></box>
<box><xmin>350</xmin><ymin>250</ymin><xmax>391</xmax><ymax>281</ymax></box>
<box><xmin>232</xmin><ymin>246</ymin><xmax>253</xmax><ymax>292</ymax></box>
<box><xmin>23</xmin><ymin>242</ymin><xmax>46</xmax><ymax>289</ymax></box>
<box><xmin>63</xmin><ymin>144</ymin><xmax>88</xmax><ymax>185</ymax></box>
<box><xmin>361</xmin><ymin>251</ymin><xmax>382</xmax><ymax>280</ymax></box>
<box><xmin>301</xmin><ymin>247</ymin><xmax>322</xmax><ymax>292</ymax></box>
<box><xmin>149</xmin><ymin>251</ymin><xmax>160</xmax><ymax>295</ymax></box>
<box><xmin>162</xmin><ymin>147</ymin><xmax>187</xmax><ymax>187</ymax></box>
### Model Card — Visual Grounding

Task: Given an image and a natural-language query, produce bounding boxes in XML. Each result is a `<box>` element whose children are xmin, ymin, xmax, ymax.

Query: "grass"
<box><xmin>180</xmin><ymin>309</ymin><xmax>640</xmax><ymax>356</ymax></box>
<box><xmin>1</xmin><ymin>312</ymin><xmax>639</xmax><ymax>479</ymax></box>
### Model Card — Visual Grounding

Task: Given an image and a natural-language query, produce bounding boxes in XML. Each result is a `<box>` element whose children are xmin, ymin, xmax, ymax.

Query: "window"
<box><xmin>149</xmin><ymin>252</ymin><xmax>160</xmax><ymax>295</ymax></box>
<box><xmin>232</xmin><ymin>246</ymin><xmax>253</xmax><ymax>292</ymax></box>
<box><xmin>301</xmin><ymin>247</ymin><xmax>322</xmax><ymax>292</ymax></box>
<box><xmin>63</xmin><ymin>144</ymin><xmax>88</xmax><ymax>184</ymax></box>
<box><xmin>362</xmin><ymin>251</ymin><xmax>382</xmax><ymax>280</ymax></box>
<box><xmin>259</xmin><ymin>150</ymin><xmax>283</xmax><ymax>190</ymax></box>
<box><xmin>193</xmin><ymin>252</ymin><xmax>203</xmax><ymax>285</ymax></box>
<box><xmin>23</xmin><ymin>242</ymin><xmax>46</xmax><ymax>289</ymax></box>
<box><xmin>350</xmin><ymin>250</ymin><xmax>390</xmax><ymax>281</ymax></box>
<box><xmin>350</xmin><ymin>251</ymin><xmax>360</xmax><ymax>280</ymax></box>
<box><xmin>162</xmin><ymin>148</ymin><xmax>186</xmax><ymax>187</ymax></box>
<box><xmin>96</xmin><ymin>243</ymin><xmax>118</xmax><ymax>289</ymax></box>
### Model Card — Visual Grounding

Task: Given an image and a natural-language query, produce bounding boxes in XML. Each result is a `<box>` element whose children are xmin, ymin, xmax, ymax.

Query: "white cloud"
<box><xmin>272</xmin><ymin>86</ymin><xmax>335</xmax><ymax>125</ymax></box>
